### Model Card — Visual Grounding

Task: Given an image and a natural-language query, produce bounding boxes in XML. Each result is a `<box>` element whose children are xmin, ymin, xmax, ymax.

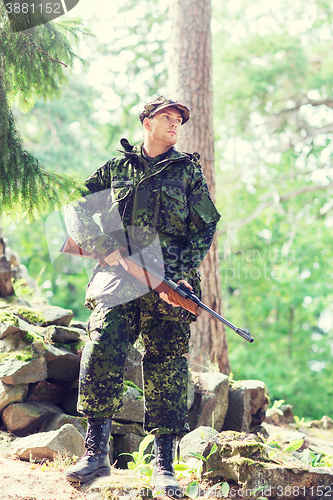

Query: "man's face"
<box><xmin>144</xmin><ymin>107</ymin><xmax>183</xmax><ymax>147</ymax></box>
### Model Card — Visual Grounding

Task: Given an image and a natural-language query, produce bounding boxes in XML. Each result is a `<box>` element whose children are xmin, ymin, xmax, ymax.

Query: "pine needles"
<box><xmin>0</xmin><ymin>4</ymin><xmax>88</xmax><ymax>220</ymax></box>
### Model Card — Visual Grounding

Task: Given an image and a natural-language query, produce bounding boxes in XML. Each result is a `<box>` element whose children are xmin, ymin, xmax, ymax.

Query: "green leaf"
<box><xmin>283</xmin><ymin>439</ymin><xmax>304</xmax><ymax>453</ymax></box>
<box><xmin>220</xmin><ymin>482</ymin><xmax>230</xmax><ymax>497</ymax></box>
<box><xmin>206</xmin><ymin>442</ymin><xmax>218</xmax><ymax>459</ymax></box>
<box><xmin>138</xmin><ymin>434</ymin><xmax>154</xmax><ymax>457</ymax></box>
<box><xmin>137</xmin><ymin>465</ymin><xmax>153</xmax><ymax>477</ymax></box>
<box><xmin>188</xmin><ymin>452</ymin><xmax>206</xmax><ymax>461</ymax></box>
<box><xmin>186</xmin><ymin>481</ymin><xmax>199</xmax><ymax>499</ymax></box>
<box><xmin>174</xmin><ymin>463</ymin><xmax>191</xmax><ymax>471</ymax></box>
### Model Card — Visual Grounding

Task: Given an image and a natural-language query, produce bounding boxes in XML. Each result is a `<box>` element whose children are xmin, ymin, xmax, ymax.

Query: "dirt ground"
<box><xmin>0</xmin><ymin>453</ymin><xmax>91</xmax><ymax>500</ymax></box>
<box><xmin>0</xmin><ymin>431</ymin><xmax>113</xmax><ymax>500</ymax></box>
<box><xmin>0</xmin><ymin>449</ymin><xmax>194</xmax><ymax>500</ymax></box>
<box><xmin>0</xmin><ymin>434</ymin><xmax>189</xmax><ymax>500</ymax></box>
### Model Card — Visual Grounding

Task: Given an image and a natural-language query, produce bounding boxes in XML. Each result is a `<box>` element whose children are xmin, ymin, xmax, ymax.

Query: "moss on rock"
<box><xmin>11</xmin><ymin>307</ymin><xmax>45</xmax><ymax>325</ymax></box>
<box><xmin>0</xmin><ymin>311</ymin><xmax>19</xmax><ymax>326</ymax></box>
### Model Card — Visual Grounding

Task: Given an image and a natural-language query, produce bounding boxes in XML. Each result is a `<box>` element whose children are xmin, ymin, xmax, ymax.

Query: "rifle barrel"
<box><xmin>198</xmin><ymin>302</ymin><xmax>254</xmax><ymax>343</ymax></box>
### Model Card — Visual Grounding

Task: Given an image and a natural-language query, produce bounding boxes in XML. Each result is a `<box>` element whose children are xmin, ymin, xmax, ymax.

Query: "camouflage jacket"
<box><xmin>66</xmin><ymin>139</ymin><xmax>220</xmax><ymax>314</ymax></box>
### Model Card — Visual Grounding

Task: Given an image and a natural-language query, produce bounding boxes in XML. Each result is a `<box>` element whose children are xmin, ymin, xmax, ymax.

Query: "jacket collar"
<box><xmin>119</xmin><ymin>138</ymin><xmax>188</xmax><ymax>162</ymax></box>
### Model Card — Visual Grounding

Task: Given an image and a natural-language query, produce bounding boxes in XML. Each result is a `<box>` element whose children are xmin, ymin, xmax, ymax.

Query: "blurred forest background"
<box><xmin>2</xmin><ymin>0</ymin><xmax>333</xmax><ymax>421</ymax></box>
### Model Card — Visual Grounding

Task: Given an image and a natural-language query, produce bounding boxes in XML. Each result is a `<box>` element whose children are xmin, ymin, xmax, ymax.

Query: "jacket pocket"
<box><xmin>111</xmin><ymin>180</ymin><xmax>134</xmax><ymax>202</ymax></box>
<box><xmin>160</xmin><ymin>180</ymin><xmax>189</xmax><ymax>236</ymax></box>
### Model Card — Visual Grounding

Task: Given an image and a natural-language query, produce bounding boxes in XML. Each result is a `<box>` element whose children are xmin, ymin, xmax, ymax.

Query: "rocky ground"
<box><xmin>0</xmin><ymin>415</ymin><xmax>333</xmax><ymax>500</ymax></box>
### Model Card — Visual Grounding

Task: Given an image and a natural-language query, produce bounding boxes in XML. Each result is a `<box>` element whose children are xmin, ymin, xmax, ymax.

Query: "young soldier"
<box><xmin>65</xmin><ymin>96</ymin><xmax>220</xmax><ymax>494</ymax></box>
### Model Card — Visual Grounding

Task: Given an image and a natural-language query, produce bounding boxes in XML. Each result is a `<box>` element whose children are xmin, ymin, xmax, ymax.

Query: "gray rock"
<box><xmin>309</xmin><ymin>415</ymin><xmax>333</xmax><ymax>430</ymax></box>
<box><xmin>44</xmin><ymin>325</ymin><xmax>82</xmax><ymax>344</ymax></box>
<box><xmin>124</xmin><ymin>345</ymin><xmax>143</xmax><ymax>390</ymax></box>
<box><xmin>202</xmin><ymin>431</ymin><xmax>333</xmax><ymax>498</ymax></box>
<box><xmin>0</xmin><ymin>356</ymin><xmax>47</xmax><ymax>385</ymax></box>
<box><xmin>304</xmin><ymin>434</ymin><xmax>333</xmax><ymax>457</ymax></box>
<box><xmin>113</xmin><ymin>387</ymin><xmax>144</xmax><ymax>424</ymax></box>
<box><xmin>36</xmin><ymin>306</ymin><xmax>74</xmax><ymax>326</ymax></box>
<box><xmin>180</xmin><ymin>426</ymin><xmax>215</xmax><ymax>468</ymax></box>
<box><xmin>111</xmin><ymin>421</ymin><xmax>145</xmax><ymax>436</ymax></box>
<box><xmin>238</xmin><ymin>379</ymin><xmax>270</xmax><ymax>429</ymax></box>
<box><xmin>0</xmin><ymin>322</ymin><xmax>20</xmax><ymax>339</ymax></box>
<box><xmin>263</xmin><ymin>421</ymin><xmax>333</xmax><ymax>457</ymax></box>
<box><xmin>42</xmin><ymin>413</ymin><xmax>87</xmax><ymax>437</ymax></box>
<box><xmin>191</xmin><ymin>372</ymin><xmax>229</xmax><ymax>431</ymax></box>
<box><xmin>43</xmin><ymin>344</ymin><xmax>80</xmax><ymax>384</ymax></box>
<box><xmin>2</xmin><ymin>401</ymin><xmax>62</xmax><ymax>436</ymax></box>
<box><xmin>69</xmin><ymin>320</ymin><xmax>88</xmax><ymax>331</ymax></box>
<box><xmin>266</xmin><ymin>403</ymin><xmax>294</xmax><ymax>425</ymax></box>
<box><xmin>27</xmin><ymin>380</ymin><xmax>65</xmax><ymax>405</ymax></box>
<box><xmin>0</xmin><ymin>380</ymin><xmax>29</xmax><ymax>413</ymax></box>
<box><xmin>0</xmin><ymin>316</ymin><xmax>45</xmax><ymax>339</ymax></box>
<box><xmin>0</xmin><ymin>332</ymin><xmax>26</xmax><ymax>353</ymax></box>
<box><xmin>222</xmin><ymin>381</ymin><xmax>252</xmax><ymax>433</ymax></box>
<box><xmin>262</xmin><ymin>422</ymin><xmax>305</xmax><ymax>443</ymax></box>
<box><xmin>10</xmin><ymin>423</ymin><xmax>85</xmax><ymax>461</ymax></box>
<box><xmin>61</xmin><ymin>387</ymin><xmax>80</xmax><ymax>416</ymax></box>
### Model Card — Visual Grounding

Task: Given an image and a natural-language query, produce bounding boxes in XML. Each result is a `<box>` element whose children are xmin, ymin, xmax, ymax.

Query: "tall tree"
<box><xmin>168</xmin><ymin>0</ymin><xmax>230</xmax><ymax>374</ymax></box>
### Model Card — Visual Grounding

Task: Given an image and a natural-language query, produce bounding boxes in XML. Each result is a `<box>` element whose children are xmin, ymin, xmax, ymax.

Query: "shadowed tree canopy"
<box><xmin>0</xmin><ymin>5</ymin><xmax>87</xmax><ymax>220</ymax></box>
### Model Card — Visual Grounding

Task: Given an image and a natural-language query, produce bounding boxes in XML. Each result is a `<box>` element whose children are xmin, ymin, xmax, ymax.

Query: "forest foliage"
<box><xmin>2</xmin><ymin>0</ymin><xmax>333</xmax><ymax>419</ymax></box>
<box><xmin>0</xmin><ymin>3</ymin><xmax>88</xmax><ymax>219</ymax></box>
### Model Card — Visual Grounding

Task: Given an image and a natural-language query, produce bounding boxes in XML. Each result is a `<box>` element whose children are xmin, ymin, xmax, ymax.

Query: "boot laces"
<box><xmin>156</xmin><ymin>435</ymin><xmax>175</xmax><ymax>474</ymax></box>
<box><xmin>84</xmin><ymin>418</ymin><xmax>107</xmax><ymax>457</ymax></box>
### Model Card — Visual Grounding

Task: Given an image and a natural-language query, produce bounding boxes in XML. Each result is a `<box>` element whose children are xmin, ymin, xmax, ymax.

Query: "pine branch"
<box><xmin>22</xmin><ymin>37</ymin><xmax>68</xmax><ymax>67</ymax></box>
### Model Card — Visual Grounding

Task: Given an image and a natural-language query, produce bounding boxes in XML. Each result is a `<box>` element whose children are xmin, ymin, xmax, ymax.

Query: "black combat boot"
<box><xmin>152</xmin><ymin>434</ymin><xmax>181</xmax><ymax>497</ymax></box>
<box><xmin>65</xmin><ymin>417</ymin><xmax>112</xmax><ymax>483</ymax></box>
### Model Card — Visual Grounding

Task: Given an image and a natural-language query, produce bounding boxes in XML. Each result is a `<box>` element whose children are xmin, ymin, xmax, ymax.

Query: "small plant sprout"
<box><xmin>250</xmin><ymin>486</ymin><xmax>269</xmax><ymax>499</ymax></box>
<box><xmin>271</xmin><ymin>399</ymin><xmax>285</xmax><ymax>416</ymax></box>
<box><xmin>293</xmin><ymin>414</ymin><xmax>305</xmax><ymax>430</ymax></box>
<box><xmin>120</xmin><ymin>434</ymin><xmax>154</xmax><ymax>479</ymax></box>
<box><xmin>174</xmin><ymin>443</ymin><xmax>230</xmax><ymax>498</ymax></box>
<box><xmin>261</xmin><ymin>432</ymin><xmax>304</xmax><ymax>463</ymax></box>
<box><xmin>301</xmin><ymin>448</ymin><xmax>333</xmax><ymax>467</ymax></box>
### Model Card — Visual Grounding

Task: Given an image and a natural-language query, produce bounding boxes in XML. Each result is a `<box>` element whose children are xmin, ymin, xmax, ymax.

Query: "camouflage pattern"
<box><xmin>67</xmin><ymin>139</ymin><xmax>220</xmax><ymax>434</ymax></box>
<box><xmin>78</xmin><ymin>295</ymin><xmax>190</xmax><ymax>435</ymax></box>
<box><xmin>139</xmin><ymin>95</ymin><xmax>190</xmax><ymax>124</ymax></box>
<box><xmin>66</xmin><ymin>139</ymin><xmax>220</xmax><ymax>316</ymax></box>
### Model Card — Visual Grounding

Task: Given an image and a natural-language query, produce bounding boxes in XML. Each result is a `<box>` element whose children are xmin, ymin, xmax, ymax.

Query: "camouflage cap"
<box><xmin>139</xmin><ymin>95</ymin><xmax>190</xmax><ymax>125</ymax></box>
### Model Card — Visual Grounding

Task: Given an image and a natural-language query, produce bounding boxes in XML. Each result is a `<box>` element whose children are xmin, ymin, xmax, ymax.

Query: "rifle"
<box><xmin>60</xmin><ymin>235</ymin><xmax>254</xmax><ymax>343</ymax></box>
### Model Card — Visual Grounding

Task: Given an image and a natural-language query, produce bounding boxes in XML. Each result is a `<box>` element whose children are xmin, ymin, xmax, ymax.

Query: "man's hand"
<box><xmin>159</xmin><ymin>279</ymin><xmax>192</xmax><ymax>307</ymax></box>
<box><xmin>104</xmin><ymin>248</ymin><xmax>129</xmax><ymax>270</ymax></box>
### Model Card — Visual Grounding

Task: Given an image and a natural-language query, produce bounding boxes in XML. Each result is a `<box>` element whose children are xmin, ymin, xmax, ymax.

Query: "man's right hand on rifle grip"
<box><xmin>104</xmin><ymin>248</ymin><xmax>129</xmax><ymax>270</ymax></box>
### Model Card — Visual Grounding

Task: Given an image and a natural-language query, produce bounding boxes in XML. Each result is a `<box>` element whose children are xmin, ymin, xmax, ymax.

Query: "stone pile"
<box><xmin>0</xmin><ymin>298</ymin><xmax>270</xmax><ymax>466</ymax></box>
<box><xmin>1</xmin><ymin>299</ymin><xmax>333</xmax><ymax>498</ymax></box>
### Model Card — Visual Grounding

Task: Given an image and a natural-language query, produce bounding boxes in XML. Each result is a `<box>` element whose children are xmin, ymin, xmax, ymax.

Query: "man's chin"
<box><xmin>166</xmin><ymin>134</ymin><xmax>178</xmax><ymax>145</ymax></box>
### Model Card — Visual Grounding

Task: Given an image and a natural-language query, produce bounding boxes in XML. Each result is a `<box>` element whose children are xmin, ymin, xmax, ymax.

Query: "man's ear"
<box><xmin>143</xmin><ymin>117</ymin><xmax>152</xmax><ymax>132</ymax></box>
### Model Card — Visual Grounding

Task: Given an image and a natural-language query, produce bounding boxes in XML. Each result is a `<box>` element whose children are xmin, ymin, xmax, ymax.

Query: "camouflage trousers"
<box><xmin>77</xmin><ymin>292</ymin><xmax>191</xmax><ymax>435</ymax></box>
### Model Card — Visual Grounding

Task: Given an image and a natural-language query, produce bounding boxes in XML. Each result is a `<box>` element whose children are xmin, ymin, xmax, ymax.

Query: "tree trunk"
<box><xmin>168</xmin><ymin>0</ymin><xmax>230</xmax><ymax>374</ymax></box>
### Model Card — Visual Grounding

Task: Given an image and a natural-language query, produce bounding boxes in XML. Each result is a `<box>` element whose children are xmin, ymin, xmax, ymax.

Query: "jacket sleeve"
<box><xmin>64</xmin><ymin>161</ymin><xmax>123</xmax><ymax>258</ymax></box>
<box><xmin>168</xmin><ymin>162</ymin><xmax>221</xmax><ymax>282</ymax></box>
